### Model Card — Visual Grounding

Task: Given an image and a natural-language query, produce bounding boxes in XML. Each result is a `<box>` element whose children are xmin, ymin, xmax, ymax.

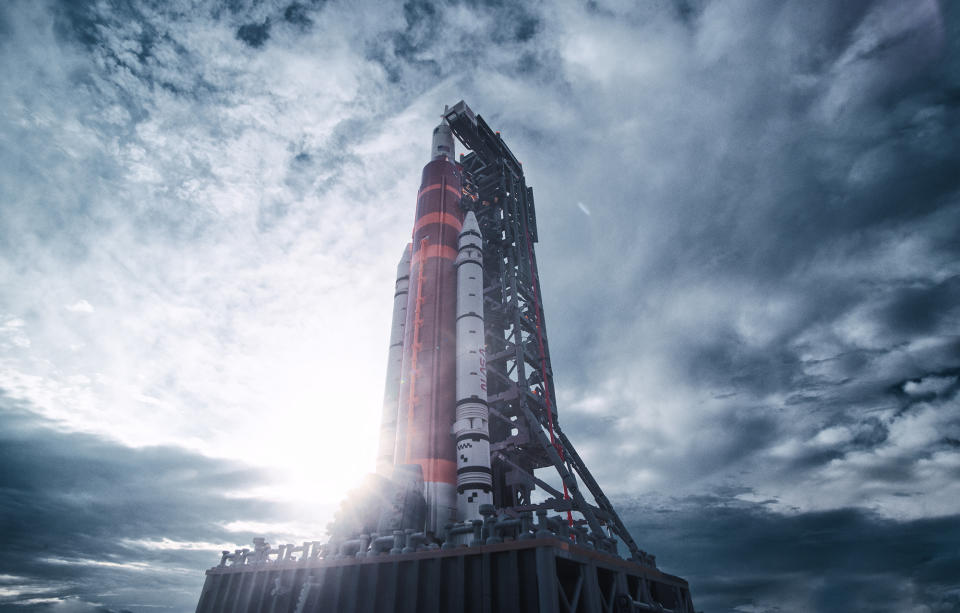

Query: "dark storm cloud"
<box><xmin>282</xmin><ymin>3</ymin><xmax>313</xmax><ymax>29</ymax></box>
<box><xmin>364</xmin><ymin>0</ymin><xmax>544</xmax><ymax>84</ymax></box>
<box><xmin>365</xmin><ymin>0</ymin><xmax>445</xmax><ymax>83</ymax></box>
<box><xmin>879</xmin><ymin>275</ymin><xmax>960</xmax><ymax>338</ymax></box>
<box><xmin>50</xmin><ymin>0</ymin><xmax>219</xmax><ymax>101</ymax></box>
<box><xmin>535</xmin><ymin>1</ymin><xmax>957</xmax><ymax>272</ymax></box>
<box><xmin>0</xmin><ymin>395</ymin><xmax>279</xmax><ymax>610</ymax></box>
<box><xmin>237</xmin><ymin>20</ymin><xmax>271</xmax><ymax>47</ymax></box>
<box><xmin>618</xmin><ymin>496</ymin><xmax>960</xmax><ymax>613</ymax></box>
<box><xmin>516</xmin><ymin>0</ymin><xmax>960</xmax><ymax>515</ymax></box>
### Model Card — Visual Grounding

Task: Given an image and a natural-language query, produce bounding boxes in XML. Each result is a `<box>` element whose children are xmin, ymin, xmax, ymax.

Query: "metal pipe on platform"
<box><xmin>366</xmin><ymin>535</ymin><xmax>395</xmax><ymax>556</ymax></box>
<box><xmin>469</xmin><ymin>519</ymin><xmax>484</xmax><ymax>547</ymax></box>
<box><xmin>536</xmin><ymin>509</ymin><xmax>552</xmax><ymax>539</ymax></box>
<box><xmin>336</xmin><ymin>538</ymin><xmax>364</xmax><ymax>558</ymax></box>
<box><xmin>401</xmin><ymin>530</ymin><xmax>429</xmax><ymax>554</ymax></box>
<box><xmin>487</xmin><ymin>517</ymin><xmax>521</xmax><ymax>544</ymax></box>
<box><xmin>518</xmin><ymin>511</ymin><xmax>535</xmax><ymax>540</ymax></box>
<box><xmin>442</xmin><ymin>522</ymin><xmax>476</xmax><ymax>549</ymax></box>
<box><xmin>391</xmin><ymin>530</ymin><xmax>404</xmax><ymax>555</ymax></box>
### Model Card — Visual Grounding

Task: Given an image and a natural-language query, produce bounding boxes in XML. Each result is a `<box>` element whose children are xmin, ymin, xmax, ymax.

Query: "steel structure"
<box><xmin>196</xmin><ymin>535</ymin><xmax>693</xmax><ymax>613</ymax></box>
<box><xmin>443</xmin><ymin>102</ymin><xmax>648</xmax><ymax>564</ymax></box>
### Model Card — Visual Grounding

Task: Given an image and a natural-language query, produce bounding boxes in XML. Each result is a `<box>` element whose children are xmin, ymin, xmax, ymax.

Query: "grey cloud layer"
<box><xmin>0</xmin><ymin>395</ymin><xmax>278</xmax><ymax>611</ymax></box>
<box><xmin>1</xmin><ymin>0</ymin><xmax>958</xmax><ymax>611</ymax></box>
<box><xmin>621</xmin><ymin>495</ymin><xmax>960</xmax><ymax>613</ymax></box>
<box><xmin>510</xmin><ymin>0</ymin><xmax>960</xmax><ymax>521</ymax></box>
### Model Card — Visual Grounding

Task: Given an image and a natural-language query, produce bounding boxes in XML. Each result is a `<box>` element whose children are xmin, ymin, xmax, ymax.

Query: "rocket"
<box><xmin>377</xmin><ymin>120</ymin><xmax>493</xmax><ymax>535</ymax></box>
<box><xmin>376</xmin><ymin>243</ymin><xmax>410</xmax><ymax>476</ymax></box>
<box><xmin>452</xmin><ymin>210</ymin><xmax>494</xmax><ymax>520</ymax></box>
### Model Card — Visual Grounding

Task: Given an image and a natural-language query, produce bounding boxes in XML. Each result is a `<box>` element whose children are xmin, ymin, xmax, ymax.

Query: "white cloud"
<box><xmin>65</xmin><ymin>300</ymin><xmax>94</xmax><ymax>313</ymax></box>
<box><xmin>119</xmin><ymin>538</ymin><xmax>243</xmax><ymax>552</ymax></box>
<box><xmin>903</xmin><ymin>375</ymin><xmax>956</xmax><ymax>396</ymax></box>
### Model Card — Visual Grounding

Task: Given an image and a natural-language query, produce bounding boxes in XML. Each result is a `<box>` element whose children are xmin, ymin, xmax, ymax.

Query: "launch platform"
<box><xmin>197</xmin><ymin>534</ymin><xmax>692</xmax><ymax>613</ymax></box>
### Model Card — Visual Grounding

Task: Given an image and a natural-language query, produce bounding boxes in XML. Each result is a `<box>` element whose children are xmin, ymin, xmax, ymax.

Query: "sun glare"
<box><xmin>229</xmin><ymin>339</ymin><xmax>385</xmax><ymax>520</ymax></box>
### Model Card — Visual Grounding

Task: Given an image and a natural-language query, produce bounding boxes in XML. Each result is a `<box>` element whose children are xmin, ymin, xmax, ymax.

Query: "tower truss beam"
<box><xmin>443</xmin><ymin>101</ymin><xmax>649</xmax><ymax>562</ymax></box>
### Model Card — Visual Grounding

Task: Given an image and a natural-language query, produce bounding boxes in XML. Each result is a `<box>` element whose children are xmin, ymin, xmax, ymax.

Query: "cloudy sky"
<box><xmin>1</xmin><ymin>0</ymin><xmax>958</xmax><ymax>611</ymax></box>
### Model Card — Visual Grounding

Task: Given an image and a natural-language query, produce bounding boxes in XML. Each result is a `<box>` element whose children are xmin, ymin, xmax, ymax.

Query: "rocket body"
<box><xmin>393</xmin><ymin>131</ymin><xmax>464</xmax><ymax>535</ymax></box>
<box><xmin>376</xmin><ymin>244</ymin><xmax>411</xmax><ymax>475</ymax></box>
<box><xmin>453</xmin><ymin>212</ymin><xmax>493</xmax><ymax>519</ymax></box>
<box><xmin>378</xmin><ymin>121</ymin><xmax>494</xmax><ymax>534</ymax></box>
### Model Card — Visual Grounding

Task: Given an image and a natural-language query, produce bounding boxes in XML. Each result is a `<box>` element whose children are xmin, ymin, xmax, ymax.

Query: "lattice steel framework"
<box><xmin>443</xmin><ymin>102</ymin><xmax>650</xmax><ymax>564</ymax></box>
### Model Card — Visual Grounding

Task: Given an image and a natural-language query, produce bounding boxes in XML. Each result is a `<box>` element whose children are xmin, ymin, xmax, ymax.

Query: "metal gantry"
<box><xmin>443</xmin><ymin>102</ymin><xmax>651</xmax><ymax>565</ymax></box>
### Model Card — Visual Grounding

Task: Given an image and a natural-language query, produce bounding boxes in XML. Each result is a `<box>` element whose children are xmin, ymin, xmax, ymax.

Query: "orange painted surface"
<box><xmin>413</xmin><ymin>211</ymin><xmax>463</xmax><ymax>234</ymax></box>
<box><xmin>404</xmin><ymin>237</ymin><xmax>429</xmax><ymax>465</ymax></box>
<box><xmin>411</xmin><ymin>458</ymin><xmax>457</xmax><ymax>485</ymax></box>
<box><xmin>417</xmin><ymin>183</ymin><xmax>463</xmax><ymax>200</ymax></box>
<box><xmin>411</xmin><ymin>243</ymin><xmax>458</xmax><ymax>265</ymax></box>
<box><xmin>395</xmin><ymin>157</ymin><xmax>464</xmax><ymax>514</ymax></box>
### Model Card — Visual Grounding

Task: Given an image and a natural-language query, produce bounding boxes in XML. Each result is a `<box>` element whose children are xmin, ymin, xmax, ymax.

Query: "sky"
<box><xmin>0</xmin><ymin>0</ymin><xmax>958</xmax><ymax>611</ymax></box>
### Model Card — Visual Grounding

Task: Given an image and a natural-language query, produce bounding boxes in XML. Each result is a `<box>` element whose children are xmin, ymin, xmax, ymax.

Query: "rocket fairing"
<box><xmin>391</xmin><ymin>122</ymin><xmax>464</xmax><ymax>535</ymax></box>
<box><xmin>376</xmin><ymin>243</ymin><xmax>411</xmax><ymax>476</ymax></box>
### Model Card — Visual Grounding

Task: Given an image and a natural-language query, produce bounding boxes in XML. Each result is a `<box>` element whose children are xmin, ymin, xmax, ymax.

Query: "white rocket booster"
<box><xmin>452</xmin><ymin>211</ymin><xmax>493</xmax><ymax>519</ymax></box>
<box><xmin>377</xmin><ymin>243</ymin><xmax>412</xmax><ymax>475</ymax></box>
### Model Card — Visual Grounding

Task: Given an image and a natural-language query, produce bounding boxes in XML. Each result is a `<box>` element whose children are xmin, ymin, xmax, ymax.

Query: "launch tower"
<box><xmin>194</xmin><ymin>102</ymin><xmax>695</xmax><ymax>613</ymax></box>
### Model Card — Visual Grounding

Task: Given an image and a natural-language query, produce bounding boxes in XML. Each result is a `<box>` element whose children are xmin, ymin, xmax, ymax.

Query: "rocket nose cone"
<box><xmin>461</xmin><ymin>211</ymin><xmax>480</xmax><ymax>235</ymax></box>
<box><xmin>396</xmin><ymin>243</ymin><xmax>412</xmax><ymax>277</ymax></box>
